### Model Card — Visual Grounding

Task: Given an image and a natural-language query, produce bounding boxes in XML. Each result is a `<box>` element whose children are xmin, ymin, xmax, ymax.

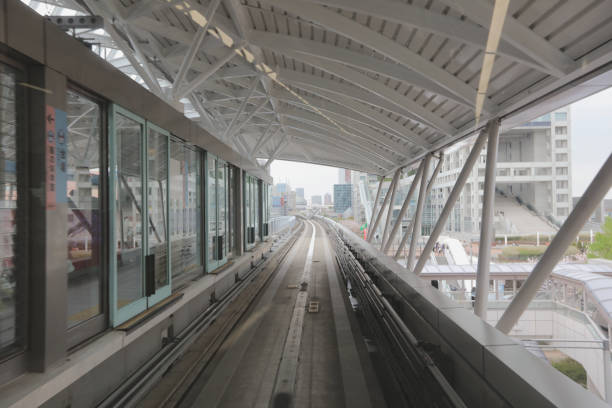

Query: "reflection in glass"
<box><xmin>115</xmin><ymin>114</ymin><xmax>143</xmax><ymax>308</ymax></box>
<box><xmin>0</xmin><ymin>64</ymin><xmax>18</xmax><ymax>352</ymax></box>
<box><xmin>147</xmin><ymin>128</ymin><xmax>168</xmax><ymax>290</ymax></box>
<box><xmin>66</xmin><ymin>90</ymin><xmax>103</xmax><ymax>328</ymax></box>
<box><xmin>170</xmin><ymin>141</ymin><xmax>201</xmax><ymax>286</ymax></box>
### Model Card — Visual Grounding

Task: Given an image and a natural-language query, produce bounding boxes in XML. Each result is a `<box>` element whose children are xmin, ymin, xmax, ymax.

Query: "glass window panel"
<box><xmin>66</xmin><ymin>90</ymin><xmax>103</xmax><ymax>328</ymax></box>
<box><xmin>0</xmin><ymin>63</ymin><xmax>19</xmax><ymax>352</ymax></box>
<box><xmin>217</xmin><ymin>161</ymin><xmax>226</xmax><ymax>258</ymax></box>
<box><xmin>147</xmin><ymin>128</ymin><xmax>168</xmax><ymax>290</ymax></box>
<box><xmin>208</xmin><ymin>155</ymin><xmax>216</xmax><ymax>264</ymax></box>
<box><xmin>170</xmin><ymin>142</ymin><xmax>201</xmax><ymax>285</ymax></box>
<box><xmin>115</xmin><ymin>113</ymin><xmax>143</xmax><ymax>308</ymax></box>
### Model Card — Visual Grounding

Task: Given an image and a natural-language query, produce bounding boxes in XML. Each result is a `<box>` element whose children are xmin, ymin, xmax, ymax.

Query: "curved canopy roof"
<box><xmin>24</xmin><ymin>0</ymin><xmax>612</xmax><ymax>174</ymax></box>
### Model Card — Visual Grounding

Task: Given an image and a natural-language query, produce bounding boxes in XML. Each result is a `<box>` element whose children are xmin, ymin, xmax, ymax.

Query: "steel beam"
<box><xmin>407</xmin><ymin>154</ymin><xmax>432</xmax><ymax>270</ymax></box>
<box><xmin>172</xmin><ymin>0</ymin><xmax>222</xmax><ymax>99</ymax></box>
<box><xmin>496</xmin><ymin>152</ymin><xmax>612</xmax><ymax>334</ymax></box>
<box><xmin>227</xmin><ymin>96</ymin><xmax>270</xmax><ymax>142</ymax></box>
<box><xmin>253</xmin><ymin>125</ymin><xmax>280</xmax><ymax>157</ymax></box>
<box><xmin>369</xmin><ymin>176</ymin><xmax>384</xmax><ymax>238</ymax></box>
<box><xmin>381</xmin><ymin>168</ymin><xmax>402</xmax><ymax>248</ymax></box>
<box><xmin>383</xmin><ymin>161</ymin><xmax>424</xmax><ymax>253</ymax></box>
<box><xmin>177</xmin><ymin>47</ymin><xmax>239</xmax><ymax>99</ymax></box>
<box><xmin>414</xmin><ymin>128</ymin><xmax>489</xmax><ymax>275</ymax></box>
<box><xmin>222</xmin><ymin>76</ymin><xmax>261</xmax><ymax>140</ymax></box>
<box><xmin>367</xmin><ymin>169</ymin><xmax>400</xmax><ymax>243</ymax></box>
<box><xmin>474</xmin><ymin>119</ymin><xmax>500</xmax><ymax>318</ymax></box>
<box><xmin>393</xmin><ymin>153</ymin><xmax>444</xmax><ymax>260</ymax></box>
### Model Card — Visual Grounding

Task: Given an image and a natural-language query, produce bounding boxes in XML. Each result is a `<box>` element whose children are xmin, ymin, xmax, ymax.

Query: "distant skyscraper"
<box><xmin>324</xmin><ymin>193</ymin><xmax>332</xmax><ymax>206</ymax></box>
<box><xmin>311</xmin><ymin>195</ymin><xmax>322</xmax><ymax>206</ymax></box>
<box><xmin>337</xmin><ymin>168</ymin><xmax>351</xmax><ymax>184</ymax></box>
<box><xmin>296</xmin><ymin>187</ymin><xmax>304</xmax><ymax>199</ymax></box>
<box><xmin>334</xmin><ymin>184</ymin><xmax>352</xmax><ymax>213</ymax></box>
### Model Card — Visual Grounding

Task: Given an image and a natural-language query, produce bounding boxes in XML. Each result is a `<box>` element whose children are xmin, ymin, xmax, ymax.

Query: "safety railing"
<box><xmin>318</xmin><ymin>215</ymin><xmax>609</xmax><ymax>408</ymax></box>
<box><xmin>269</xmin><ymin>216</ymin><xmax>296</xmax><ymax>236</ymax></box>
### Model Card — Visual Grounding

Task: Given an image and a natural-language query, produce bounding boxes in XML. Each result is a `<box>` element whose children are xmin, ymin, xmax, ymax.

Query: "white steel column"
<box><xmin>367</xmin><ymin>169</ymin><xmax>400</xmax><ymax>243</ymax></box>
<box><xmin>474</xmin><ymin>119</ymin><xmax>500</xmax><ymax>318</ymax></box>
<box><xmin>414</xmin><ymin>127</ymin><xmax>489</xmax><ymax>275</ymax></box>
<box><xmin>496</xmin><ymin>152</ymin><xmax>612</xmax><ymax>334</ymax></box>
<box><xmin>393</xmin><ymin>153</ymin><xmax>444</xmax><ymax>259</ymax></box>
<box><xmin>407</xmin><ymin>154</ymin><xmax>432</xmax><ymax>270</ymax></box>
<box><xmin>383</xmin><ymin>161</ymin><xmax>425</xmax><ymax>252</ymax></box>
<box><xmin>381</xmin><ymin>168</ymin><xmax>402</xmax><ymax>248</ymax></box>
<box><xmin>369</xmin><ymin>176</ymin><xmax>384</xmax><ymax>236</ymax></box>
<box><xmin>604</xmin><ymin>331</ymin><xmax>612</xmax><ymax>405</ymax></box>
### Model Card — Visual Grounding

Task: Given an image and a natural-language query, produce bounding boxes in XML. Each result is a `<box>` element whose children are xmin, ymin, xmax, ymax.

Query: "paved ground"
<box><xmin>180</xmin><ymin>220</ymin><xmax>383</xmax><ymax>408</ymax></box>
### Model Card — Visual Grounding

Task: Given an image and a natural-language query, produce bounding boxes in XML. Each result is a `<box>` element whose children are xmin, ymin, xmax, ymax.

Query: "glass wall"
<box><xmin>261</xmin><ymin>182</ymin><xmax>270</xmax><ymax>239</ymax></box>
<box><xmin>0</xmin><ymin>63</ymin><xmax>21</xmax><ymax>356</ymax></box>
<box><xmin>65</xmin><ymin>89</ymin><xmax>104</xmax><ymax>335</ymax></box>
<box><xmin>170</xmin><ymin>140</ymin><xmax>202</xmax><ymax>288</ymax></box>
<box><xmin>146</xmin><ymin>124</ymin><xmax>170</xmax><ymax>306</ymax></box>
<box><xmin>110</xmin><ymin>105</ymin><xmax>171</xmax><ymax>326</ymax></box>
<box><xmin>244</xmin><ymin>174</ymin><xmax>259</xmax><ymax>249</ymax></box>
<box><xmin>207</xmin><ymin>153</ymin><xmax>229</xmax><ymax>271</ymax></box>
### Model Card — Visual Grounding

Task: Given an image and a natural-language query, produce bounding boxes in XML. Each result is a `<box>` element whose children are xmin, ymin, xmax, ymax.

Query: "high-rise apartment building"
<box><xmin>355</xmin><ymin>107</ymin><xmax>572</xmax><ymax>239</ymax></box>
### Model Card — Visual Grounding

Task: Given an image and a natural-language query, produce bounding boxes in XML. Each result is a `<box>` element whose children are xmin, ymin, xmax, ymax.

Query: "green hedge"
<box><xmin>498</xmin><ymin>245</ymin><xmax>578</xmax><ymax>262</ymax></box>
<box><xmin>552</xmin><ymin>358</ymin><xmax>586</xmax><ymax>388</ymax></box>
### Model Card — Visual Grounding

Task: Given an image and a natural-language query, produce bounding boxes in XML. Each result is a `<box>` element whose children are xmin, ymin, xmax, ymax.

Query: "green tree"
<box><xmin>589</xmin><ymin>217</ymin><xmax>612</xmax><ymax>260</ymax></box>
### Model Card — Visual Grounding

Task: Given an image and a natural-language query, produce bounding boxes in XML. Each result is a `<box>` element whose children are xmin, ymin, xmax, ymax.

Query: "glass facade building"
<box><xmin>333</xmin><ymin>184</ymin><xmax>352</xmax><ymax>213</ymax></box>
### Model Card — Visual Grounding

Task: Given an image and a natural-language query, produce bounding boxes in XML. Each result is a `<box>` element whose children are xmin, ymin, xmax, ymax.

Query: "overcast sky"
<box><xmin>570</xmin><ymin>87</ymin><xmax>612</xmax><ymax>199</ymax></box>
<box><xmin>271</xmin><ymin>87</ymin><xmax>612</xmax><ymax>199</ymax></box>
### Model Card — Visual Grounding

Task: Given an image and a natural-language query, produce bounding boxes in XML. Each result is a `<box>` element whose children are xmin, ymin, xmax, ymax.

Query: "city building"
<box><xmin>311</xmin><ymin>195</ymin><xmax>322</xmax><ymax>206</ymax></box>
<box><xmin>296</xmin><ymin>187</ymin><xmax>304</xmax><ymax>199</ymax></box>
<box><xmin>324</xmin><ymin>193</ymin><xmax>332</xmax><ymax>206</ymax></box>
<box><xmin>338</xmin><ymin>168</ymin><xmax>351</xmax><ymax>184</ymax></box>
<box><xmin>334</xmin><ymin>184</ymin><xmax>352</xmax><ymax>214</ymax></box>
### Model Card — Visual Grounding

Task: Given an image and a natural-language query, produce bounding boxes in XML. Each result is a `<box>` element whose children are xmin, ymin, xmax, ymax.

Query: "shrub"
<box><xmin>552</xmin><ymin>358</ymin><xmax>586</xmax><ymax>388</ymax></box>
<box><xmin>589</xmin><ymin>217</ymin><xmax>612</xmax><ymax>260</ymax></box>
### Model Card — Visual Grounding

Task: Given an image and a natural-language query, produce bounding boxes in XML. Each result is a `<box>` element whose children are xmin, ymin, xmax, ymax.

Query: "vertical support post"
<box><xmin>407</xmin><ymin>154</ymin><xmax>432</xmax><ymax>270</ymax></box>
<box><xmin>605</xmin><ymin>326</ymin><xmax>612</xmax><ymax>405</ymax></box>
<box><xmin>367</xmin><ymin>169</ymin><xmax>400</xmax><ymax>243</ymax></box>
<box><xmin>414</xmin><ymin>127</ymin><xmax>489</xmax><ymax>275</ymax></box>
<box><xmin>369</xmin><ymin>176</ymin><xmax>384</xmax><ymax>236</ymax></box>
<box><xmin>393</xmin><ymin>153</ymin><xmax>444</xmax><ymax>259</ymax></box>
<box><xmin>474</xmin><ymin>119</ymin><xmax>500</xmax><ymax>318</ymax></box>
<box><xmin>496</xmin><ymin>152</ymin><xmax>612</xmax><ymax>333</ymax></box>
<box><xmin>381</xmin><ymin>168</ymin><xmax>402</xmax><ymax>248</ymax></box>
<box><xmin>383</xmin><ymin>162</ymin><xmax>425</xmax><ymax>252</ymax></box>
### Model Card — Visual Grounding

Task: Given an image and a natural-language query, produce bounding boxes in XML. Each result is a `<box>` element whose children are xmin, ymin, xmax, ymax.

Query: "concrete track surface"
<box><xmin>177</xmin><ymin>220</ymin><xmax>384</xmax><ymax>408</ymax></box>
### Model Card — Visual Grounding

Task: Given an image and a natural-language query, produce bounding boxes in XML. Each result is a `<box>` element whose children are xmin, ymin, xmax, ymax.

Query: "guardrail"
<box><xmin>318</xmin><ymin>215</ymin><xmax>609</xmax><ymax>408</ymax></box>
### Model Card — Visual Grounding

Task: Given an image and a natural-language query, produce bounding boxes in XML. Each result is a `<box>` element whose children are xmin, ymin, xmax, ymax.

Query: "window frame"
<box><xmin>65</xmin><ymin>83</ymin><xmax>109</xmax><ymax>349</ymax></box>
<box><xmin>0</xmin><ymin>55</ymin><xmax>28</xmax><ymax>366</ymax></box>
